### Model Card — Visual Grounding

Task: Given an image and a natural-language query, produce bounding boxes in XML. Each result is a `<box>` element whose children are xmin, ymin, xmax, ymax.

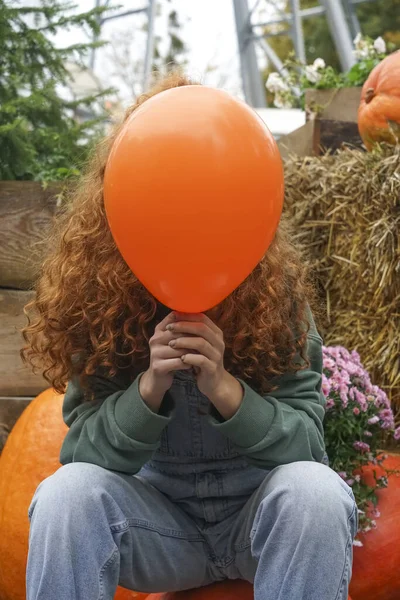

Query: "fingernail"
<box><xmin>169</xmin><ymin>340</ymin><xmax>176</xmax><ymax>347</ymax></box>
<box><xmin>181</xmin><ymin>355</ymin><xmax>186</xmax><ymax>362</ymax></box>
<box><xmin>166</xmin><ymin>324</ymin><xmax>174</xmax><ymax>331</ymax></box>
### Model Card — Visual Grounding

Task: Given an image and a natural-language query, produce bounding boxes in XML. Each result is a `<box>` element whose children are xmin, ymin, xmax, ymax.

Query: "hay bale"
<box><xmin>284</xmin><ymin>146</ymin><xmax>400</xmax><ymax>407</ymax></box>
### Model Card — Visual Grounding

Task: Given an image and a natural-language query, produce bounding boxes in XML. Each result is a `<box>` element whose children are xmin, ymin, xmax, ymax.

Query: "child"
<box><xmin>22</xmin><ymin>73</ymin><xmax>357</xmax><ymax>600</ymax></box>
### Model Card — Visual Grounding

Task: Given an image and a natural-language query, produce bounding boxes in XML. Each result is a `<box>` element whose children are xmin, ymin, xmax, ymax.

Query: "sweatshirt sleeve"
<box><xmin>210</xmin><ymin>333</ymin><xmax>326</xmax><ymax>468</ymax></box>
<box><xmin>59</xmin><ymin>370</ymin><xmax>172</xmax><ymax>474</ymax></box>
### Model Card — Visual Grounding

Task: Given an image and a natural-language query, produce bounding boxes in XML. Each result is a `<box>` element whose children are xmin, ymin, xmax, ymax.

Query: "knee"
<box><xmin>28</xmin><ymin>462</ymin><xmax>111</xmax><ymax>521</ymax></box>
<box><xmin>262</xmin><ymin>461</ymin><xmax>356</xmax><ymax>522</ymax></box>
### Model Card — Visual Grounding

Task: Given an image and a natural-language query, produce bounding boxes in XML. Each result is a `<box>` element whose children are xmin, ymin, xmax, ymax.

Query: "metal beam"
<box><xmin>253</xmin><ymin>0</ymin><xmax>377</xmax><ymax>28</ymax></box>
<box><xmin>233</xmin><ymin>0</ymin><xmax>266</xmax><ymax>107</ymax></box>
<box><xmin>343</xmin><ymin>0</ymin><xmax>361</xmax><ymax>38</ymax></box>
<box><xmin>254</xmin><ymin>5</ymin><xmax>325</xmax><ymax>28</ymax></box>
<box><xmin>143</xmin><ymin>0</ymin><xmax>157</xmax><ymax>92</ymax></box>
<box><xmin>246</xmin><ymin>0</ymin><xmax>263</xmax><ymax>24</ymax></box>
<box><xmin>289</xmin><ymin>0</ymin><xmax>305</xmax><ymax>63</ymax></box>
<box><xmin>257</xmin><ymin>37</ymin><xmax>285</xmax><ymax>73</ymax></box>
<box><xmin>100</xmin><ymin>7</ymin><xmax>148</xmax><ymax>25</ymax></box>
<box><xmin>321</xmin><ymin>0</ymin><xmax>356</xmax><ymax>71</ymax></box>
<box><xmin>257</xmin><ymin>37</ymin><xmax>300</xmax><ymax>97</ymax></box>
<box><xmin>252</xmin><ymin>30</ymin><xmax>290</xmax><ymax>40</ymax></box>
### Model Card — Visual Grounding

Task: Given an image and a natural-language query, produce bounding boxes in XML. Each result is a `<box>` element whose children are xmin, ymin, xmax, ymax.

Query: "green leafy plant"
<box><xmin>322</xmin><ymin>345</ymin><xmax>400</xmax><ymax>544</ymax></box>
<box><xmin>0</xmin><ymin>0</ymin><xmax>113</xmax><ymax>181</ymax></box>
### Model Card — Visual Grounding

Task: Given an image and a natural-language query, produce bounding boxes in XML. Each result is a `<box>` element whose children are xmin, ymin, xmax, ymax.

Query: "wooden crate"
<box><xmin>0</xmin><ymin>182</ymin><xmax>61</xmax><ymax>451</ymax></box>
<box><xmin>0</xmin><ymin>181</ymin><xmax>60</xmax><ymax>290</ymax></box>
<box><xmin>279</xmin><ymin>87</ymin><xmax>364</xmax><ymax>158</ymax></box>
<box><xmin>0</xmin><ymin>397</ymin><xmax>31</xmax><ymax>453</ymax></box>
<box><xmin>304</xmin><ymin>87</ymin><xmax>362</xmax><ymax>123</ymax></box>
<box><xmin>313</xmin><ymin>119</ymin><xmax>363</xmax><ymax>153</ymax></box>
<box><xmin>0</xmin><ymin>289</ymin><xmax>47</xmax><ymax>397</ymax></box>
<box><xmin>278</xmin><ymin>118</ymin><xmax>363</xmax><ymax>158</ymax></box>
<box><xmin>0</xmin><ymin>289</ymin><xmax>48</xmax><ymax>452</ymax></box>
<box><xmin>277</xmin><ymin>121</ymin><xmax>315</xmax><ymax>161</ymax></box>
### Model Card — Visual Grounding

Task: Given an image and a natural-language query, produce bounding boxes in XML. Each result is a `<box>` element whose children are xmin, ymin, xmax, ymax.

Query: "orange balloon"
<box><xmin>104</xmin><ymin>85</ymin><xmax>284</xmax><ymax>312</ymax></box>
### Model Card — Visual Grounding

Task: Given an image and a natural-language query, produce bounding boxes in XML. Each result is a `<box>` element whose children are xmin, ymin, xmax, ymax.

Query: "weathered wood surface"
<box><xmin>0</xmin><ymin>289</ymin><xmax>48</xmax><ymax>397</ymax></box>
<box><xmin>305</xmin><ymin>87</ymin><xmax>362</xmax><ymax>123</ymax></box>
<box><xmin>277</xmin><ymin>121</ymin><xmax>315</xmax><ymax>160</ymax></box>
<box><xmin>278</xmin><ymin>118</ymin><xmax>363</xmax><ymax>158</ymax></box>
<box><xmin>0</xmin><ymin>397</ymin><xmax>31</xmax><ymax>454</ymax></box>
<box><xmin>0</xmin><ymin>181</ymin><xmax>61</xmax><ymax>289</ymax></box>
<box><xmin>314</xmin><ymin>119</ymin><xmax>364</xmax><ymax>154</ymax></box>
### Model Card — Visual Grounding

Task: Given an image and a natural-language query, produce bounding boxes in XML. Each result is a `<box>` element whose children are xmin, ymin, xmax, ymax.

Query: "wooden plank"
<box><xmin>305</xmin><ymin>87</ymin><xmax>362</xmax><ymax>123</ymax></box>
<box><xmin>0</xmin><ymin>397</ymin><xmax>31</xmax><ymax>453</ymax></box>
<box><xmin>0</xmin><ymin>289</ymin><xmax>48</xmax><ymax>396</ymax></box>
<box><xmin>0</xmin><ymin>396</ymin><xmax>34</xmax><ymax>401</ymax></box>
<box><xmin>277</xmin><ymin>121</ymin><xmax>315</xmax><ymax>160</ymax></box>
<box><xmin>0</xmin><ymin>181</ymin><xmax>61</xmax><ymax>289</ymax></box>
<box><xmin>313</xmin><ymin>119</ymin><xmax>364</xmax><ymax>154</ymax></box>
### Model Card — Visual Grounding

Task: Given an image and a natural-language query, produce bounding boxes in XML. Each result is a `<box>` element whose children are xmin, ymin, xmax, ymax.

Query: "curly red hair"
<box><xmin>22</xmin><ymin>72</ymin><xmax>315</xmax><ymax>395</ymax></box>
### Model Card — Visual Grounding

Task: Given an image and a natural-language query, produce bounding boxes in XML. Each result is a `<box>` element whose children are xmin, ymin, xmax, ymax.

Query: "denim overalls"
<box><xmin>139</xmin><ymin>369</ymin><xmax>267</xmax><ymax>523</ymax></box>
<box><xmin>27</xmin><ymin>368</ymin><xmax>357</xmax><ymax>600</ymax></box>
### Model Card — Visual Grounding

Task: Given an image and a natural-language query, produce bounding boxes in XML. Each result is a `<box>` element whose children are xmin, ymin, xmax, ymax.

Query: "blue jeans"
<box><xmin>27</xmin><ymin>460</ymin><xmax>357</xmax><ymax>600</ymax></box>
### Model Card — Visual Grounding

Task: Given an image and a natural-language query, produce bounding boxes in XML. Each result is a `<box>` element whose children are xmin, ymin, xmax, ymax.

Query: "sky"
<box><xmin>52</xmin><ymin>0</ymin><xmax>253</xmax><ymax>105</ymax></box>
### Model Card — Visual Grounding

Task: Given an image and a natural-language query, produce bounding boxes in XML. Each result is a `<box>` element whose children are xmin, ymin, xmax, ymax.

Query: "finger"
<box><xmin>169</xmin><ymin>336</ymin><xmax>219</xmax><ymax>362</ymax></box>
<box><xmin>175</xmin><ymin>312</ymin><xmax>221</xmax><ymax>334</ymax></box>
<box><xmin>155</xmin><ymin>311</ymin><xmax>176</xmax><ymax>332</ymax></box>
<box><xmin>154</xmin><ymin>344</ymin><xmax>189</xmax><ymax>359</ymax></box>
<box><xmin>166</xmin><ymin>321</ymin><xmax>218</xmax><ymax>346</ymax></box>
<box><xmin>154</xmin><ymin>329</ymin><xmax>190</xmax><ymax>347</ymax></box>
<box><xmin>198</xmin><ymin>313</ymin><xmax>221</xmax><ymax>334</ymax></box>
<box><xmin>154</xmin><ymin>358</ymin><xmax>192</xmax><ymax>374</ymax></box>
<box><xmin>180</xmin><ymin>353</ymin><xmax>214</xmax><ymax>371</ymax></box>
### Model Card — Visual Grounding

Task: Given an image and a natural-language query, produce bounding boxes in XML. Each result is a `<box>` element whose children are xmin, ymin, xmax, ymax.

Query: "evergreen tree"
<box><xmin>0</xmin><ymin>0</ymin><xmax>111</xmax><ymax>181</ymax></box>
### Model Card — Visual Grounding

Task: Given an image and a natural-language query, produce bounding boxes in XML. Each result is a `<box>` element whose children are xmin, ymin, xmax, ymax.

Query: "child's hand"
<box><xmin>166</xmin><ymin>313</ymin><xmax>244</xmax><ymax>420</ymax></box>
<box><xmin>140</xmin><ymin>312</ymin><xmax>192</xmax><ymax>412</ymax></box>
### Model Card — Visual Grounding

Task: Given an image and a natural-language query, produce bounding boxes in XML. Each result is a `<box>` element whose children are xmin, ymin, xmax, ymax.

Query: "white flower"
<box><xmin>353</xmin><ymin>33</ymin><xmax>363</xmax><ymax>48</ymax></box>
<box><xmin>273</xmin><ymin>92</ymin><xmax>293</xmax><ymax>109</ymax></box>
<box><xmin>313</xmin><ymin>58</ymin><xmax>326</xmax><ymax>70</ymax></box>
<box><xmin>353</xmin><ymin>34</ymin><xmax>378</xmax><ymax>60</ymax></box>
<box><xmin>266</xmin><ymin>72</ymin><xmax>289</xmax><ymax>93</ymax></box>
<box><xmin>374</xmin><ymin>36</ymin><xmax>386</xmax><ymax>54</ymax></box>
<box><xmin>354</xmin><ymin>46</ymin><xmax>370</xmax><ymax>60</ymax></box>
<box><xmin>368</xmin><ymin>415</ymin><xmax>379</xmax><ymax>425</ymax></box>
<box><xmin>305</xmin><ymin>65</ymin><xmax>321</xmax><ymax>84</ymax></box>
<box><xmin>353</xmin><ymin>539</ymin><xmax>363</xmax><ymax>547</ymax></box>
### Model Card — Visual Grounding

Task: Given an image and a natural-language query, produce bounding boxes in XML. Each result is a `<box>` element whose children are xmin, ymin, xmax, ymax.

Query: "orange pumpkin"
<box><xmin>147</xmin><ymin>580</ymin><xmax>253</xmax><ymax>600</ymax></box>
<box><xmin>0</xmin><ymin>389</ymin><xmax>147</xmax><ymax>600</ymax></box>
<box><xmin>358</xmin><ymin>50</ymin><xmax>400</xmax><ymax>150</ymax></box>
<box><xmin>147</xmin><ymin>582</ymin><xmax>352</xmax><ymax>599</ymax></box>
<box><xmin>115</xmin><ymin>588</ymin><xmax>148</xmax><ymax>599</ymax></box>
<box><xmin>350</xmin><ymin>455</ymin><xmax>400</xmax><ymax>600</ymax></box>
